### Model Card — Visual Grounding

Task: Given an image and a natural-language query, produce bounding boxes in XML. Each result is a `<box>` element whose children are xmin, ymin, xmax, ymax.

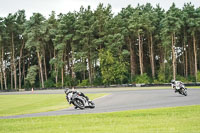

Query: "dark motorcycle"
<box><xmin>65</xmin><ymin>89</ymin><xmax>95</xmax><ymax>109</ymax></box>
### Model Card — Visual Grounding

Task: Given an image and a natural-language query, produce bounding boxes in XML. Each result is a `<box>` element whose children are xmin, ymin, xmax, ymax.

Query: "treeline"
<box><xmin>0</xmin><ymin>3</ymin><xmax>200</xmax><ymax>90</ymax></box>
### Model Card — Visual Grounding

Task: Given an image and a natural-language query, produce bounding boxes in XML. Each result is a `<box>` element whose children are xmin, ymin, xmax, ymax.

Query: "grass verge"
<box><xmin>0</xmin><ymin>93</ymin><xmax>107</xmax><ymax>116</ymax></box>
<box><xmin>0</xmin><ymin>105</ymin><xmax>200</xmax><ymax>133</ymax></box>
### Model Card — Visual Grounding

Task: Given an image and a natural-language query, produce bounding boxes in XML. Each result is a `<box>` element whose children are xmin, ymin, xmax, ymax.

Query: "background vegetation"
<box><xmin>0</xmin><ymin>2</ymin><xmax>200</xmax><ymax>90</ymax></box>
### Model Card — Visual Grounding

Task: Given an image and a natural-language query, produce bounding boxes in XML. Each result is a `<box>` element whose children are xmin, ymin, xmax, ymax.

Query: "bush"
<box><xmin>64</xmin><ymin>75</ymin><xmax>78</xmax><ymax>88</ymax></box>
<box><xmin>187</xmin><ymin>75</ymin><xmax>196</xmax><ymax>82</ymax></box>
<box><xmin>55</xmin><ymin>82</ymin><xmax>62</xmax><ymax>88</ymax></box>
<box><xmin>93</xmin><ymin>77</ymin><xmax>103</xmax><ymax>86</ymax></box>
<box><xmin>44</xmin><ymin>79</ymin><xmax>55</xmax><ymax>88</ymax></box>
<box><xmin>197</xmin><ymin>71</ymin><xmax>200</xmax><ymax>82</ymax></box>
<box><xmin>78</xmin><ymin>79</ymin><xmax>89</xmax><ymax>87</ymax></box>
<box><xmin>135</xmin><ymin>73</ymin><xmax>151</xmax><ymax>84</ymax></box>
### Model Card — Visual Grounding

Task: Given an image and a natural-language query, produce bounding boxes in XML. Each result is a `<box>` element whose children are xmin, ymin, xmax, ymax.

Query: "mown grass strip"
<box><xmin>0</xmin><ymin>105</ymin><xmax>200</xmax><ymax>133</ymax></box>
<box><xmin>0</xmin><ymin>93</ymin><xmax>107</xmax><ymax>116</ymax></box>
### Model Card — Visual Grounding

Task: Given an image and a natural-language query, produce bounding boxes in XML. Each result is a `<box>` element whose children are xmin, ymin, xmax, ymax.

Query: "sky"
<box><xmin>0</xmin><ymin>0</ymin><xmax>200</xmax><ymax>19</ymax></box>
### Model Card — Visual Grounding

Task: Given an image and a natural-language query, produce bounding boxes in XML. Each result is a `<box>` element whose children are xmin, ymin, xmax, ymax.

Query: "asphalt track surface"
<box><xmin>1</xmin><ymin>88</ymin><xmax>200</xmax><ymax>119</ymax></box>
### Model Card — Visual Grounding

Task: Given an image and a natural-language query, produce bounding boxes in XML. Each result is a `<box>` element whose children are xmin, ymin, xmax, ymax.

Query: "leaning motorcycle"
<box><xmin>65</xmin><ymin>89</ymin><xmax>95</xmax><ymax>109</ymax></box>
<box><xmin>174</xmin><ymin>82</ymin><xmax>187</xmax><ymax>96</ymax></box>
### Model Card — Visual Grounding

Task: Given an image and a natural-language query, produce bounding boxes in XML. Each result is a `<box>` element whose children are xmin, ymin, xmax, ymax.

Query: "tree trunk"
<box><xmin>11</xmin><ymin>60</ymin><xmax>13</xmax><ymax>89</ymax></box>
<box><xmin>11</xmin><ymin>33</ymin><xmax>17</xmax><ymax>89</ymax></box>
<box><xmin>1</xmin><ymin>47</ymin><xmax>7</xmax><ymax>90</ymax></box>
<box><xmin>83</xmin><ymin>59</ymin><xmax>86</xmax><ymax>80</ymax></box>
<box><xmin>183</xmin><ymin>30</ymin><xmax>188</xmax><ymax>77</ymax></box>
<box><xmin>23</xmin><ymin>59</ymin><xmax>26</xmax><ymax>87</ymax></box>
<box><xmin>172</xmin><ymin>33</ymin><xmax>176</xmax><ymax>80</ymax></box>
<box><xmin>0</xmin><ymin>55</ymin><xmax>3</xmax><ymax>90</ymax></box>
<box><xmin>88</xmin><ymin>51</ymin><xmax>92</xmax><ymax>84</ymax></box>
<box><xmin>193</xmin><ymin>34</ymin><xmax>198</xmax><ymax>82</ymax></box>
<box><xmin>53</xmin><ymin>50</ymin><xmax>58</xmax><ymax>85</ymax></box>
<box><xmin>149</xmin><ymin>33</ymin><xmax>155</xmax><ymax>78</ymax></box>
<box><xmin>0</xmin><ymin>69</ymin><xmax>3</xmax><ymax>90</ymax></box>
<box><xmin>19</xmin><ymin>39</ymin><xmax>25</xmax><ymax>89</ymax></box>
<box><xmin>61</xmin><ymin>67</ymin><xmax>64</xmax><ymax>88</ymax></box>
<box><xmin>0</xmin><ymin>45</ymin><xmax>3</xmax><ymax>90</ymax></box>
<box><xmin>53</xmin><ymin>49</ymin><xmax>58</xmax><ymax>84</ymax></box>
<box><xmin>138</xmin><ymin>32</ymin><xmax>144</xmax><ymax>75</ymax></box>
<box><xmin>37</xmin><ymin>51</ymin><xmax>44</xmax><ymax>88</ymax></box>
<box><xmin>128</xmin><ymin>37</ymin><xmax>136</xmax><ymax>80</ymax></box>
<box><xmin>43</xmin><ymin>49</ymin><xmax>48</xmax><ymax>81</ymax></box>
<box><xmin>188</xmin><ymin>40</ymin><xmax>193</xmax><ymax>75</ymax></box>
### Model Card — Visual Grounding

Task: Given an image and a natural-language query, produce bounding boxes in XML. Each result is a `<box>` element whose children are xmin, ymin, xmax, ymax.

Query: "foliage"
<box><xmin>135</xmin><ymin>73</ymin><xmax>151</xmax><ymax>84</ymax></box>
<box><xmin>93</xmin><ymin>76</ymin><xmax>103</xmax><ymax>86</ymax></box>
<box><xmin>25</xmin><ymin>65</ymin><xmax>38</xmax><ymax>87</ymax></box>
<box><xmin>44</xmin><ymin>79</ymin><xmax>55</xmax><ymax>88</ymax></box>
<box><xmin>197</xmin><ymin>71</ymin><xmax>200</xmax><ymax>82</ymax></box>
<box><xmin>0</xmin><ymin>3</ymin><xmax>200</xmax><ymax>90</ymax></box>
<box><xmin>99</xmin><ymin>50</ymin><xmax>128</xmax><ymax>85</ymax></box>
<box><xmin>157</xmin><ymin>63</ymin><xmax>172</xmax><ymax>83</ymax></box>
<box><xmin>64</xmin><ymin>75</ymin><xmax>78</xmax><ymax>88</ymax></box>
<box><xmin>78</xmin><ymin>79</ymin><xmax>89</xmax><ymax>87</ymax></box>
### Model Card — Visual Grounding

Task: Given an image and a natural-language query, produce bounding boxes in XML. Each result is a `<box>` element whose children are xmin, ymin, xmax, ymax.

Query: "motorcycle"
<box><xmin>173</xmin><ymin>82</ymin><xmax>187</xmax><ymax>96</ymax></box>
<box><xmin>65</xmin><ymin>89</ymin><xmax>95</xmax><ymax>109</ymax></box>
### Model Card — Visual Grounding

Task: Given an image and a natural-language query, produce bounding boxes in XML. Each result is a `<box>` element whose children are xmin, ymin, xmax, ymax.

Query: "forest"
<box><xmin>0</xmin><ymin>3</ymin><xmax>200</xmax><ymax>90</ymax></box>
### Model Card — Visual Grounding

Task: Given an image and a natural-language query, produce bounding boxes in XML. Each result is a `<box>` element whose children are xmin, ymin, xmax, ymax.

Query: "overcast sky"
<box><xmin>0</xmin><ymin>0</ymin><xmax>200</xmax><ymax>19</ymax></box>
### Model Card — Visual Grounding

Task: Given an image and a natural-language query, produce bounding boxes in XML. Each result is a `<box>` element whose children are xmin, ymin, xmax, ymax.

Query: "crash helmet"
<box><xmin>64</xmin><ymin>88</ymin><xmax>70</xmax><ymax>94</ymax></box>
<box><xmin>171</xmin><ymin>79</ymin><xmax>175</xmax><ymax>84</ymax></box>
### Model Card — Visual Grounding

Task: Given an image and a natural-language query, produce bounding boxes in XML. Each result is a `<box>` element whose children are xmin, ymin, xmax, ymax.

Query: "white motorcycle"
<box><xmin>172</xmin><ymin>81</ymin><xmax>187</xmax><ymax>96</ymax></box>
<box><xmin>65</xmin><ymin>89</ymin><xmax>95</xmax><ymax>109</ymax></box>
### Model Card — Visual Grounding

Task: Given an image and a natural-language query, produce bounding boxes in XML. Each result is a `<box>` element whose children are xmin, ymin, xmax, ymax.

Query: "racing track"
<box><xmin>1</xmin><ymin>88</ymin><xmax>200</xmax><ymax>119</ymax></box>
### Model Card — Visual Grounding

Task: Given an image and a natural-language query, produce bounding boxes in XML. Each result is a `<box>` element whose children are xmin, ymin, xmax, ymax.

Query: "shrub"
<box><xmin>55</xmin><ymin>82</ymin><xmax>62</xmax><ymax>88</ymax></box>
<box><xmin>93</xmin><ymin>77</ymin><xmax>103</xmax><ymax>86</ymax></box>
<box><xmin>64</xmin><ymin>75</ymin><xmax>78</xmax><ymax>88</ymax></box>
<box><xmin>44</xmin><ymin>79</ymin><xmax>55</xmax><ymax>88</ymax></box>
<box><xmin>197</xmin><ymin>71</ymin><xmax>200</xmax><ymax>82</ymax></box>
<box><xmin>135</xmin><ymin>73</ymin><xmax>151</xmax><ymax>84</ymax></box>
<box><xmin>187</xmin><ymin>76</ymin><xmax>196</xmax><ymax>82</ymax></box>
<box><xmin>78</xmin><ymin>79</ymin><xmax>89</xmax><ymax>87</ymax></box>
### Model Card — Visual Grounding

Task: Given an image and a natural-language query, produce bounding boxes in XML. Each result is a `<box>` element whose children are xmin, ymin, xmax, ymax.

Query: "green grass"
<box><xmin>0</xmin><ymin>93</ymin><xmax>107</xmax><ymax>116</ymax></box>
<box><xmin>0</xmin><ymin>105</ymin><xmax>200</xmax><ymax>133</ymax></box>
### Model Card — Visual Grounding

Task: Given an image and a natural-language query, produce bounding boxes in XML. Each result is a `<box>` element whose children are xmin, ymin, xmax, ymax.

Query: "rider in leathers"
<box><xmin>171</xmin><ymin>80</ymin><xmax>184</xmax><ymax>93</ymax></box>
<box><xmin>65</xmin><ymin>88</ymin><xmax>89</xmax><ymax>104</ymax></box>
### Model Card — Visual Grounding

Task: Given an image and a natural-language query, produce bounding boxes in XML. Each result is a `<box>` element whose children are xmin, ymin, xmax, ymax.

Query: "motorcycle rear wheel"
<box><xmin>74</xmin><ymin>98</ymin><xmax>85</xmax><ymax>109</ymax></box>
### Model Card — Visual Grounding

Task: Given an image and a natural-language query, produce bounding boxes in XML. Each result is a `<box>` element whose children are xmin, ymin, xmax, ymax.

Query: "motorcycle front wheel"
<box><xmin>88</xmin><ymin>101</ymin><xmax>95</xmax><ymax>109</ymax></box>
<box><xmin>183</xmin><ymin>88</ymin><xmax>187</xmax><ymax>96</ymax></box>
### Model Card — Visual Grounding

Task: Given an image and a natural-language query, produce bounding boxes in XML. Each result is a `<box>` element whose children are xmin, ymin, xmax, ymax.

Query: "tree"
<box><xmin>24</xmin><ymin>13</ymin><xmax>46</xmax><ymax>88</ymax></box>
<box><xmin>74</xmin><ymin>6</ymin><xmax>96</xmax><ymax>84</ymax></box>
<box><xmin>161</xmin><ymin>3</ymin><xmax>182</xmax><ymax>80</ymax></box>
<box><xmin>4</xmin><ymin>13</ymin><xmax>18</xmax><ymax>89</ymax></box>
<box><xmin>15</xmin><ymin>10</ymin><xmax>26</xmax><ymax>89</ymax></box>
<box><xmin>118</xmin><ymin>5</ymin><xmax>137</xmax><ymax>80</ymax></box>
<box><xmin>185</xmin><ymin>4</ymin><xmax>200</xmax><ymax>82</ymax></box>
<box><xmin>128</xmin><ymin>6</ymin><xmax>146</xmax><ymax>75</ymax></box>
<box><xmin>54</xmin><ymin>12</ymin><xmax>76</xmax><ymax>87</ymax></box>
<box><xmin>46</xmin><ymin>11</ymin><xmax>59</xmax><ymax>85</ymax></box>
<box><xmin>25</xmin><ymin>65</ymin><xmax>38</xmax><ymax>87</ymax></box>
<box><xmin>99</xmin><ymin>50</ymin><xmax>128</xmax><ymax>84</ymax></box>
<box><xmin>143</xmin><ymin>3</ymin><xmax>156</xmax><ymax>78</ymax></box>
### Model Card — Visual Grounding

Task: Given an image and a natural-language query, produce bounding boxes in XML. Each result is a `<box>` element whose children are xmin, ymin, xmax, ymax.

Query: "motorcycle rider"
<box><xmin>64</xmin><ymin>88</ymin><xmax>89</xmax><ymax>103</ymax></box>
<box><xmin>171</xmin><ymin>79</ymin><xmax>184</xmax><ymax>93</ymax></box>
